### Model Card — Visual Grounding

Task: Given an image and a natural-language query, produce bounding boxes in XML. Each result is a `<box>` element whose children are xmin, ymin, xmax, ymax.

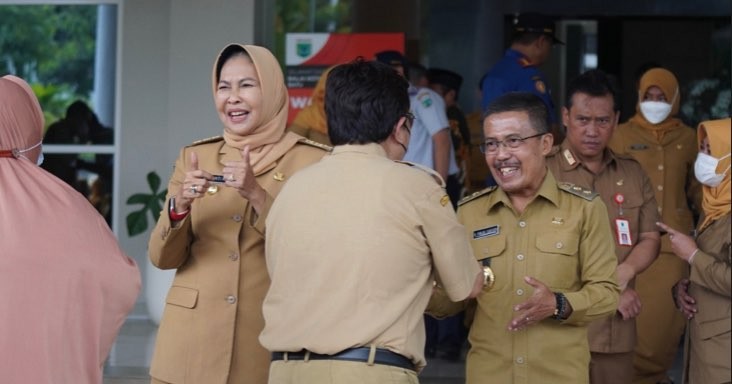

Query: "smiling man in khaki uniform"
<box><xmin>260</xmin><ymin>59</ymin><xmax>483</xmax><ymax>384</ymax></box>
<box><xmin>546</xmin><ymin>70</ymin><xmax>660</xmax><ymax>384</ymax></box>
<box><xmin>430</xmin><ymin>92</ymin><xmax>620</xmax><ymax>383</ymax></box>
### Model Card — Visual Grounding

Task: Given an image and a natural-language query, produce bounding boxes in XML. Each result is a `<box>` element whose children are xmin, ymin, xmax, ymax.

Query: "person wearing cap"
<box><xmin>545</xmin><ymin>70</ymin><xmax>660</xmax><ymax>384</ymax></box>
<box><xmin>609</xmin><ymin>68</ymin><xmax>701</xmax><ymax>384</ymax></box>
<box><xmin>480</xmin><ymin>12</ymin><xmax>564</xmax><ymax>143</ymax></box>
<box><xmin>260</xmin><ymin>58</ymin><xmax>483</xmax><ymax>384</ymax></box>
<box><xmin>374</xmin><ymin>50</ymin><xmax>462</xmax><ymax>206</ymax></box>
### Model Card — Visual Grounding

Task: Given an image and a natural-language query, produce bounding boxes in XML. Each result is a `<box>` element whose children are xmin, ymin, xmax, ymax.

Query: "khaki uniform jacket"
<box><xmin>546</xmin><ymin>142</ymin><xmax>659</xmax><ymax>353</ymax></box>
<box><xmin>260</xmin><ymin>144</ymin><xmax>480</xmax><ymax>372</ymax></box>
<box><xmin>609</xmin><ymin>121</ymin><xmax>701</xmax><ymax>253</ymax></box>
<box><xmin>452</xmin><ymin>170</ymin><xmax>620</xmax><ymax>384</ymax></box>
<box><xmin>148</xmin><ymin>137</ymin><xmax>327</xmax><ymax>384</ymax></box>
<box><xmin>683</xmin><ymin>213</ymin><xmax>731</xmax><ymax>384</ymax></box>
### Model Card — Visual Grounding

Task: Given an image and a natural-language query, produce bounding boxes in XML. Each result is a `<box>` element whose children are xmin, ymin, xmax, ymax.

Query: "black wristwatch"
<box><xmin>553</xmin><ymin>292</ymin><xmax>568</xmax><ymax>320</ymax></box>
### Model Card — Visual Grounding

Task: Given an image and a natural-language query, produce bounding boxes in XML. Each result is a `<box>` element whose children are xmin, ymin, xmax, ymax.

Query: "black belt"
<box><xmin>272</xmin><ymin>347</ymin><xmax>415</xmax><ymax>371</ymax></box>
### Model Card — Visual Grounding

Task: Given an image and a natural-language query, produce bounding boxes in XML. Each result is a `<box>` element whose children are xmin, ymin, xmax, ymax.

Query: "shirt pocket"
<box><xmin>165</xmin><ymin>285</ymin><xmax>199</xmax><ymax>309</ymax></box>
<box><xmin>534</xmin><ymin>232</ymin><xmax>580</xmax><ymax>290</ymax></box>
<box><xmin>474</xmin><ymin>234</ymin><xmax>507</xmax><ymax>291</ymax></box>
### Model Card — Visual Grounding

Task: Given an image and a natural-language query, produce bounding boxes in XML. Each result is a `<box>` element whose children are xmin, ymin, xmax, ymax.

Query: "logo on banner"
<box><xmin>296</xmin><ymin>39</ymin><xmax>312</xmax><ymax>58</ymax></box>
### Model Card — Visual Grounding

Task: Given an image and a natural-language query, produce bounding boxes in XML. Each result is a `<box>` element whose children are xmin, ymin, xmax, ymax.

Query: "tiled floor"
<box><xmin>104</xmin><ymin>318</ymin><xmax>683</xmax><ymax>384</ymax></box>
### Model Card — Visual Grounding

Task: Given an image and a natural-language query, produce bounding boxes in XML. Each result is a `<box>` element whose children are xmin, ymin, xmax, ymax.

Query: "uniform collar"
<box><xmin>331</xmin><ymin>143</ymin><xmax>388</xmax><ymax>158</ymax></box>
<box><xmin>485</xmin><ymin>168</ymin><xmax>561</xmax><ymax>213</ymax></box>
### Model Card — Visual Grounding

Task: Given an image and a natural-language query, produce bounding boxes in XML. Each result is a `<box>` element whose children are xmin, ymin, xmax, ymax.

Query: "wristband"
<box><xmin>169</xmin><ymin>197</ymin><xmax>189</xmax><ymax>221</ymax></box>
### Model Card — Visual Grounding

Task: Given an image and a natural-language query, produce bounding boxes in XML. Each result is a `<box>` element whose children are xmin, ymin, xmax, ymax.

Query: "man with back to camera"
<box><xmin>428</xmin><ymin>92</ymin><xmax>620</xmax><ymax>383</ymax></box>
<box><xmin>545</xmin><ymin>69</ymin><xmax>661</xmax><ymax>384</ymax></box>
<box><xmin>259</xmin><ymin>58</ymin><xmax>484</xmax><ymax>384</ymax></box>
<box><xmin>480</xmin><ymin>12</ymin><xmax>564</xmax><ymax>143</ymax></box>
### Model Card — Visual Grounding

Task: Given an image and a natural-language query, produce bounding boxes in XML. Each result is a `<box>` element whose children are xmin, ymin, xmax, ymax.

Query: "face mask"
<box><xmin>14</xmin><ymin>140</ymin><xmax>44</xmax><ymax>166</ymax></box>
<box><xmin>639</xmin><ymin>101</ymin><xmax>672</xmax><ymax>124</ymax></box>
<box><xmin>694</xmin><ymin>151</ymin><xmax>731</xmax><ymax>187</ymax></box>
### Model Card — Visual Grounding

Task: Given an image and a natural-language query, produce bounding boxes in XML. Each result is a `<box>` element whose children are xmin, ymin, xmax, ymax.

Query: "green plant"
<box><xmin>126</xmin><ymin>171</ymin><xmax>167</xmax><ymax>237</ymax></box>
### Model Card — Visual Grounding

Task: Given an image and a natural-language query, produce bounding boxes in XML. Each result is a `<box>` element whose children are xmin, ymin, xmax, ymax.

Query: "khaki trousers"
<box><xmin>590</xmin><ymin>351</ymin><xmax>634</xmax><ymax>384</ymax></box>
<box><xmin>268</xmin><ymin>359</ymin><xmax>419</xmax><ymax>384</ymax></box>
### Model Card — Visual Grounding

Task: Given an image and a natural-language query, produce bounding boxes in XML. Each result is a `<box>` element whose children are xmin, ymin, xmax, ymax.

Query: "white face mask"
<box><xmin>639</xmin><ymin>101</ymin><xmax>672</xmax><ymax>124</ymax></box>
<box><xmin>14</xmin><ymin>140</ymin><xmax>44</xmax><ymax>166</ymax></box>
<box><xmin>694</xmin><ymin>151</ymin><xmax>731</xmax><ymax>187</ymax></box>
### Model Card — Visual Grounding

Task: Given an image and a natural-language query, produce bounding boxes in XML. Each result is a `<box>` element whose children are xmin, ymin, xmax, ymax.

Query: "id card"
<box><xmin>615</xmin><ymin>219</ymin><xmax>632</xmax><ymax>246</ymax></box>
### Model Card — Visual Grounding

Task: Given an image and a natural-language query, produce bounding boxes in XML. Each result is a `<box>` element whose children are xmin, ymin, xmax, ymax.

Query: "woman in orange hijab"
<box><xmin>286</xmin><ymin>66</ymin><xmax>334</xmax><ymax>145</ymax></box>
<box><xmin>0</xmin><ymin>75</ymin><xmax>140</xmax><ymax>383</ymax></box>
<box><xmin>609</xmin><ymin>68</ymin><xmax>702</xmax><ymax>384</ymax></box>
<box><xmin>658</xmin><ymin>117</ymin><xmax>731</xmax><ymax>384</ymax></box>
<box><xmin>147</xmin><ymin>44</ymin><xmax>328</xmax><ymax>384</ymax></box>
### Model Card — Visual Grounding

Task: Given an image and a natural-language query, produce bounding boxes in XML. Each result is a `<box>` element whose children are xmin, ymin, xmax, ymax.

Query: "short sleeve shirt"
<box><xmin>405</xmin><ymin>85</ymin><xmax>459</xmax><ymax>175</ymax></box>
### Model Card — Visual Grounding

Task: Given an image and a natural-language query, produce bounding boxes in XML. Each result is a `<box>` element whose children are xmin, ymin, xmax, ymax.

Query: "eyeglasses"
<box><xmin>479</xmin><ymin>132</ymin><xmax>545</xmax><ymax>154</ymax></box>
<box><xmin>402</xmin><ymin>112</ymin><xmax>415</xmax><ymax>133</ymax></box>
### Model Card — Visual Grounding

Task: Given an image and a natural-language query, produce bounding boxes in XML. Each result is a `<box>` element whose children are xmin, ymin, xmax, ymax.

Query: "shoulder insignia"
<box><xmin>395</xmin><ymin>160</ymin><xmax>445</xmax><ymax>187</ymax></box>
<box><xmin>187</xmin><ymin>135</ymin><xmax>223</xmax><ymax>147</ymax></box>
<box><xmin>557</xmin><ymin>182</ymin><xmax>598</xmax><ymax>201</ymax></box>
<box><xmin>297</xmin><ymin>137</ymin><xmax>332</xmax><ymax>152</ymax></box>
<box><xmin>517</xmin><ymin>57</ymin><xmax>533</xmax><ymax>68</ymax></box>
<box><xmin>535</xmin><ymin>79</ymin><xmax>547</xmax><ymax>94</ymax></box>
<box><xmin>458</xmin><ymin>186</ymin><xmax>497</xmax><ymax>206</ymax></box>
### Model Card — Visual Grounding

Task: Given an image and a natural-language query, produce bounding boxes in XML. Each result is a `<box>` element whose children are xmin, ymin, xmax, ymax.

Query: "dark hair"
<box><xmin>484</xmin><ymin>92</ymin><xmax>549</xmax><ymax>134</ymax></box>
<box><xmin>215</xmin><ymin>44</ymin><xmax>251</xmax><ymax>84</ymax></box>
<box><xmin>325</xmin><ymin>58</ymin><xmax>410</xmax><ymax>145</ymax></box>
<box><xmin>566</xmin><ymin>69</ymin><xmax>620</xmax><ymax>112</ymax></box>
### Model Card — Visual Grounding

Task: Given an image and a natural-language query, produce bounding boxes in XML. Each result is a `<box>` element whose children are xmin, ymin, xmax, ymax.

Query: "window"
<box><xmin>0</xmin><ymin>1</ymin><xmax>119</xmax><ymax>228</ymax></box>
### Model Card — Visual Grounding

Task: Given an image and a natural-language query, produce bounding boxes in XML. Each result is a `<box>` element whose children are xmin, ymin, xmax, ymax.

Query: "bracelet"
<box><xmin>169</xmin><ymin>197</ymin><xmax>189</xmax><ymax>221</ymax></box>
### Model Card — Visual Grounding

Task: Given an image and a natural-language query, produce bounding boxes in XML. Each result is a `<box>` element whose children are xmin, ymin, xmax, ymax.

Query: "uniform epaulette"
<box><xmin>557</xmin><ymin>182</ymin><xmax>598</xmax><ymax>201</ymax></box>
<box><xmin>458</xmin><ymin>186</ymin><xmax>497</xmax><ymax>206</ymax></box>
<box><xmin>186</xmin><ymin>135</ymin><xmax>224</xmax><ymax>147</ymax></box>
<box><xmin>517</xmin><ymin>57</ymin><xmax>533</xmax><ymax>68</ymax></box>
<box><xmin>297</xmin><ymin>137</ymin><xmax>332</xmax><ymax>152</ymax></box>
<box><xmin>395</xmin><ymin>160</ymin><xmax>445</xmax><ymax>187</ymax></box>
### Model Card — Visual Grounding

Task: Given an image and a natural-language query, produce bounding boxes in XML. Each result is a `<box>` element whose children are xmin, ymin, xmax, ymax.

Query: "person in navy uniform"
<box><xmin>480</xmin><ymin>12</ymin><xmax>564</xmax><ymax>143</ymax></box>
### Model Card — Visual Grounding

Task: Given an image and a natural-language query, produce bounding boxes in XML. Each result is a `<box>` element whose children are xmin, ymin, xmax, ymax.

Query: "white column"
<box><xmin>92</xmin><ymin>4</ymin><xmax>117</xmax><ymax>128</ymax></box>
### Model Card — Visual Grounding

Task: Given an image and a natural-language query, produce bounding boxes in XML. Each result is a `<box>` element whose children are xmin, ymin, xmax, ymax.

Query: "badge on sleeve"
<box><xmin>440</xmin><ymin>195</ymin><xmax>450</xmax><ymax>206</ymax></box>
<box><xmin>615</xmin><ymin>219</ymin><xmax>632</xmax><ymax>246</ymax></box>
<box><xmin>535</xmin><ymin>80</ymin><xmax>546</xmax><ymax>94</ymax></box>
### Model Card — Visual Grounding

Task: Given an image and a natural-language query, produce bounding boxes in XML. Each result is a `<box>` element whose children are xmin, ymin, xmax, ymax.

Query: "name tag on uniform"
<box><xmin>615</xmin><ymin>219</ymin><xmax>633</xmax><ymax>246</ymax></box>
<box><xmin>473</xmin><ymin>225</ymin><xmax>499</xmax><ymax>239</ymax></box>
<box><xmin>629</xmin><ymin>144</ymin><xmax>648</xmax><ymax>150</ymax></box>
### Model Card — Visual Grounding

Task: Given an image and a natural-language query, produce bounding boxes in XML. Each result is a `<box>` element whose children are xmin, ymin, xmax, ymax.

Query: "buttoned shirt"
<box><xmin>547</xmin><ymin>141</ymin><xmax>659</xmax><ymax>353</ymax></box>
<box><xmin>405</xmin><ymin>85</ymin><xmax>459</xmax><ymax>176</ymax></box>
<box><xmin>260</xmin><ymin>143</ymin><xmax>480</xmax><ymax>371</ymax></box>
<box><xmin>609</xmin><ymin>120</ymin><xmax>701</xmax><ymax>253</ymax></box>
<box><xmin>457</xmin><ymin>170</ymin><xmax>619</xmax><ymax>384</ymax></box>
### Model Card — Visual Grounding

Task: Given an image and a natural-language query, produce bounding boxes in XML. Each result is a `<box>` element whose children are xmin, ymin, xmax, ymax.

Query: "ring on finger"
<box><xmin>525</xmin><ymin>316</ymin><xmax>530</xmax><ymax>322</ymax></box>
<box><xmin>190</xmin><ymin>185</ymin><xmax>197</xmax><ymax>193</ymax></box>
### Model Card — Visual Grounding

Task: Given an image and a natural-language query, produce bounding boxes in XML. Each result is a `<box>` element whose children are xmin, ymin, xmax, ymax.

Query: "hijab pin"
<box><xmin>273</xmin><ymin>172</ymin><xmax>285</xmax><ymax>181</ymax></box>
